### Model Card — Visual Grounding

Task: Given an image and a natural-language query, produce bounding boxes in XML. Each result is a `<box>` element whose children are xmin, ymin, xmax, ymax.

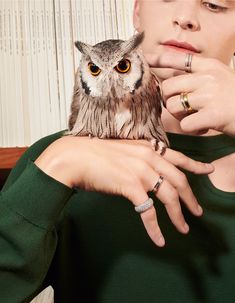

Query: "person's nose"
<box><xmin>172</xmin><ymin>3</ymin><xmax>200</xmax><ymax>31</ymax></box>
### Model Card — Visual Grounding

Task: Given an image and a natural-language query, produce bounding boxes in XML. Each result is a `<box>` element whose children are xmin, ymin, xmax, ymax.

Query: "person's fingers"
<box><xmin>153</xmin><ymin>177</ymin><xmax>190</xmax><ymax>234</ymax></box>
<box><xmin>78</xmin><ymin>138</ymin><xmax>212</xmax><ymax>246</ymax></box>
<box><xmin>180</xmin><ymin>110</ymin><xmax>214</xmax><ymax>133</ymax></box>
<box><xmin>151</xmin><ymin>157</ymin><xmax>203</xmax><ymax>217</ymax></box>
<box><xmin>127</xmin><ymin>151</ymin><xmax>208</xmax><ymax>233</ymax></box>
<box><xmin>117</xmin><ymin>139</ymin><xmax>214</xmax><ymax>176</ymax></box>
<box><xmin>145</xmin><ymin>50</ymin><xmax>187</xmax><ymax>70</ymax></box>
<box><xmin>145</xmin><ymin>49</ymin><xmax>222</xmax><ymax>73</ymax></box>
<box><xmin>127</xmin><ymin>163</ymin><xmax>190</xmax><ymax>243</ymax></box>
<box><xmin>104</xmin><ymin>139</ymin><xmax>214</xmax><ymax>176</ymax></box>
<box><xmin>140</xmin><ymin>207</ymin><xmax>165</xmax><ymax>247</ymax></box>
<box><xmin>162</xmin><ymin>149</ymin><xmax>214</xmax><ymax>174</ymax></box>
<box><xmin>126</xmin><ymin>181</ymin><xmax>165</xmax><ymax>247</ymax></box>
<box><xmin>162</xmin><ymin>73</ymin><xmax>199</xmax><ymax>100</ymax></box>
<box><xmin>165</xmin><ymin>91</ymin><xmax>206</xmax><ymax>116</ymax></box>
<box><xmin>161</xmin><ymin>73</ymin><xmax>208</xmax><ymax>99</ymax></box>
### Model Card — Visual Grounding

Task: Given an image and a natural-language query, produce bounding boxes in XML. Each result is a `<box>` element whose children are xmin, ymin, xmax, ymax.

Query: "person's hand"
<box><xmin>35</xmin><ymin>136</ymin><xmax>213</xmax><ymax>247</ymax></box>
<box><xmin>145</xmin><ymin>50</ymin><xmax>235</xmax><ymax>136</ymax></box>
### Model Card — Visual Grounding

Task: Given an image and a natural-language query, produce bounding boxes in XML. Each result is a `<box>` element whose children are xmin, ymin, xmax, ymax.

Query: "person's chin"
<box><xmin>151</xmin><ymin>67</ymin><xmax>185</xmax><ymax>81</ymax></box>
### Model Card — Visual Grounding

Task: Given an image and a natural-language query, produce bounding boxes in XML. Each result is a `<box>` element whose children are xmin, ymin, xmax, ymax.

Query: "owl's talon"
<box><xmin>156</xmin><ymin>141</ymin><xmax>167</xmax><ymax>156</ymax></box>
<box><xmin>150</xmin><ymin>139</ymin><xmax>157</xmax><ymax>150</ymax></box>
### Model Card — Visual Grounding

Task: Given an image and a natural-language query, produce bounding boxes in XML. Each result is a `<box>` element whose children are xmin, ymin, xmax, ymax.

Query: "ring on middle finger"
<box><xmin>152</xmin><ymin>176</ymin><xmax>164</xmax><ymax>194</ymax></box>
<box><xmin>180</xmin><ymin>92</ymin><xmax>194</xmax><ymax>114</ymax></box>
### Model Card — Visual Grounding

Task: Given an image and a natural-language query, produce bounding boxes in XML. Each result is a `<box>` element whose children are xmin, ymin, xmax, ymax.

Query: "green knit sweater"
<box><xmin>1</xmin><ymin>131</ymin><xmax>235</xmax><ymax>303</ymax></box>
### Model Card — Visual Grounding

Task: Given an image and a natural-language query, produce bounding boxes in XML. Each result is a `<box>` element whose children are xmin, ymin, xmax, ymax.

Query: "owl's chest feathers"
<box><xmin>115</xmin><ymin>107</ymin><xmax>132</xmax><ymax>134</ymax></box>
<box><xmin>70</xmin><ymin>71</ymin><xmax>162</xmax><ymax>138</ymax></box>
<box><xmin>114</xmin><ymin>91</ymin><xmax>159</xmax><ymax>139</ymax></box>
<box><xmin>74</xmin><ymin>95</ymin><xmax>130</xmax><ymax>137</ymax></box>
<box><xmin>72</xmin><ymin>85</ymin><xmax>161</xmax><ymax>140</ymax></box>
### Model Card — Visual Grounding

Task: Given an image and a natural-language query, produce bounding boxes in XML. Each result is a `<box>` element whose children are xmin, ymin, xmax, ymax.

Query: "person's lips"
<box><xmin>161</xmin><ymin>40</ymin><xmax>201</xmax><ymax>54</ymax></box>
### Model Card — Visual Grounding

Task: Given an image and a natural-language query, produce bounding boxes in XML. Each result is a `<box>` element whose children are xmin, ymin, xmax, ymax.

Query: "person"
<box><xmin>1</xmin><ymin>0</ymin><xmax>235</xmax><ymax>302</ymax></box>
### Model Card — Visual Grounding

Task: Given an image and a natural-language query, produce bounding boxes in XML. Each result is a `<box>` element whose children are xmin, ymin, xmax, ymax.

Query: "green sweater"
<box><xmin>1</xmin><ymin>131</ymin><xmax>235</xmax><ymax>303</ymax></box>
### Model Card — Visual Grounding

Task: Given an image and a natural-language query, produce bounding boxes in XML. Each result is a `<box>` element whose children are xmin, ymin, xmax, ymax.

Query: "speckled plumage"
<box><xmin>66</xmin><ymin>33</ymin><xmax>169</xmax><ymax>146</ymax></box>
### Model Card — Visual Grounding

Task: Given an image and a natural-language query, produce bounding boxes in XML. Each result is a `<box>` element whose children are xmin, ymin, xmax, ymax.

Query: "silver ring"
<box><xmin>152</xmin><ymin>176</ymin><xmax>164</xmax><ymax>193</ymax></box>
<box><xmin>135</xmin><ymin>198</ymin><xmax>154</xmax><ymax>213</ymax></box>
<box><xmin>185</xmin><ymin>53</ymin><xmax>193</xmax><ymax>73</ymax></box>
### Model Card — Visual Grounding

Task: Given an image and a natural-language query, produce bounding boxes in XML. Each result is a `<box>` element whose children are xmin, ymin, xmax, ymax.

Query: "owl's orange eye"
<box><xmin>88</xmin><ymin>62</ymin><xmax>101</xmax><ymax>76</ymax></box>
<box><xmin>115</xmin><ymin>59</ymin><xmax>131</xmax><ymax>73</ymax></box>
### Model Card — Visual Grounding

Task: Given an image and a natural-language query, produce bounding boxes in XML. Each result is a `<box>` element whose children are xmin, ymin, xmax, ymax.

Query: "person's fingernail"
<box><xmin>206</xmin><ymin>163</ymin><xmax>213</xmax><ymax>169</ymax></box>
<box><xmin>184</xmin><ymin>223</ymin><xmax>189</xmax><ymax>233</ymax></box>
<box><xmin>157</xmin><ymin>235</ymin><xmax>165</xmax><ymax>247</ymax></box>
<box><xmin>197</xmin><ymin>205</ymin><xmax>203</xmax><ymax>215</ymax></box>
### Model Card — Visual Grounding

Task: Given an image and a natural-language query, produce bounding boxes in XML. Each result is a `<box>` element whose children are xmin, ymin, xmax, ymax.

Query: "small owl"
<box><xmin>66</xmin><ymin>32</ymin><xmax>169</xmax><ymax>148</ymax></box>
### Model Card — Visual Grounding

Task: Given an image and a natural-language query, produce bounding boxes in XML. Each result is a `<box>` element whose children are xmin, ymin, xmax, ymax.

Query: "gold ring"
<box><xmin>180</xmin><ymin>93</ymin><xmax>194</xmax><ymax>113</ymax></box>
<box><xmin>185</xmin><ymin>53</ymin><xmax>193</xmax><ymax>73</ymax></box>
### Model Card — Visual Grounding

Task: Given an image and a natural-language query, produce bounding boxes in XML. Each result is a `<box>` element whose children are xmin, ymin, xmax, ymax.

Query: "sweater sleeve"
<box><xmin>0</xmin><ymin>156</ymin><xmax>74</xmax><ymax>303</ymax></box>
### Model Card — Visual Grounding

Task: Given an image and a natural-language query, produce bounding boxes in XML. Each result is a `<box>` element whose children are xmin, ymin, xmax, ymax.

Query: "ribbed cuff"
<box><xmin>1</xmin><ymin>159</ymin><xmax>75</xmax><ymax>230</ymax></box>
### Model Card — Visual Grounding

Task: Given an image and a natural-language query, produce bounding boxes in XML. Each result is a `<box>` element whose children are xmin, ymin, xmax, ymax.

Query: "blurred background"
<box><xmin>0</xmin><ymin>0</ymin><xmax>134</xmax><ymax>147</ymax></box>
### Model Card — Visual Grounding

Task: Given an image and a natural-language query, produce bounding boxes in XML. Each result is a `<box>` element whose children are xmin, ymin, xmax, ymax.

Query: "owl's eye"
<box><xmin>115</xmin><ymin>59</ymin><xmax>131</xmax><ymax>73</ymax></box>
<box><xmin>88</xmin><ymin>62</ymin><xmax>101</xmax><ymax>76</ymax></box>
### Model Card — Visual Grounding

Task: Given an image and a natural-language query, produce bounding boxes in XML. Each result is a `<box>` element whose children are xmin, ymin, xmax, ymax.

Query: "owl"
<box><xmin>66</xmin><ymin>32</ymin><xmax>169</xmax><ymax>149</ymax></box>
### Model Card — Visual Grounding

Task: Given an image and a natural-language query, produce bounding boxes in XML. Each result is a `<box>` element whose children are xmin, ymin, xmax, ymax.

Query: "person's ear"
<box><xmin>133</xmin><ymin>0</ymin><xmax>141</xmax><ymax>32</ymax></box>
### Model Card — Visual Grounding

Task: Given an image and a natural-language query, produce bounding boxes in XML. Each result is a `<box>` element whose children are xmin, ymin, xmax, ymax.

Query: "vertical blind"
<box><xmin>0</xmin><ymin>0</ymin><xmax>134</xmax><ymax>147</ymax></box>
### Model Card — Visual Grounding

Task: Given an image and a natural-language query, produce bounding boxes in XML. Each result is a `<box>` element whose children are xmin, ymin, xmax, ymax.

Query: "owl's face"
<box><xmin>75</xmin><ymin>33</ymin><xmax>149</xmax><ymax>98</ymax></box>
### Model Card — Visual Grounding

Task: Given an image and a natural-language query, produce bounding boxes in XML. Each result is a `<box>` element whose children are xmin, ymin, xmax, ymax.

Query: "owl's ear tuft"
<box><xmin>121</xmin><ymin>32</ymin><xmax>145</xmax><ymax>56</ymax></box>
<box><xmin>131</xmin><ymin>31</ymin><xmax>145</xmax><ymax>49</ymax></box>
<box><xmin>75</xmin><ymin>41</ymin><xmax>92</xmax><ymax>56</ymax></box>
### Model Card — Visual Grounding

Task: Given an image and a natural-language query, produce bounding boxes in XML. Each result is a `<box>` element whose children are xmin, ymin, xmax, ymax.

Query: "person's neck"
<box><xmin>161</xmin><ymin>107</ymin><xmax>222</xmax><ymax>136</ymax></box>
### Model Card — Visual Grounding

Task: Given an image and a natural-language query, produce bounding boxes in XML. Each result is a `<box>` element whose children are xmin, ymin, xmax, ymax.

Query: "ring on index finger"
<box><xmin>185</xmin><ymin>53</ymin><xmax>193</xmax><ymax>73</ymax></box>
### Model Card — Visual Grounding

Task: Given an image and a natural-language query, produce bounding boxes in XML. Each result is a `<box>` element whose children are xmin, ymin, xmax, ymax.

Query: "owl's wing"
<box><xmin>151</xmin><ymin>71</ymin><xmax>164</xmax><ymax>114</ymax></box>
<box><xmin>151</xmin><ymin>72</ymin><xmax>169</xmax><ymax>146</ymax></box>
